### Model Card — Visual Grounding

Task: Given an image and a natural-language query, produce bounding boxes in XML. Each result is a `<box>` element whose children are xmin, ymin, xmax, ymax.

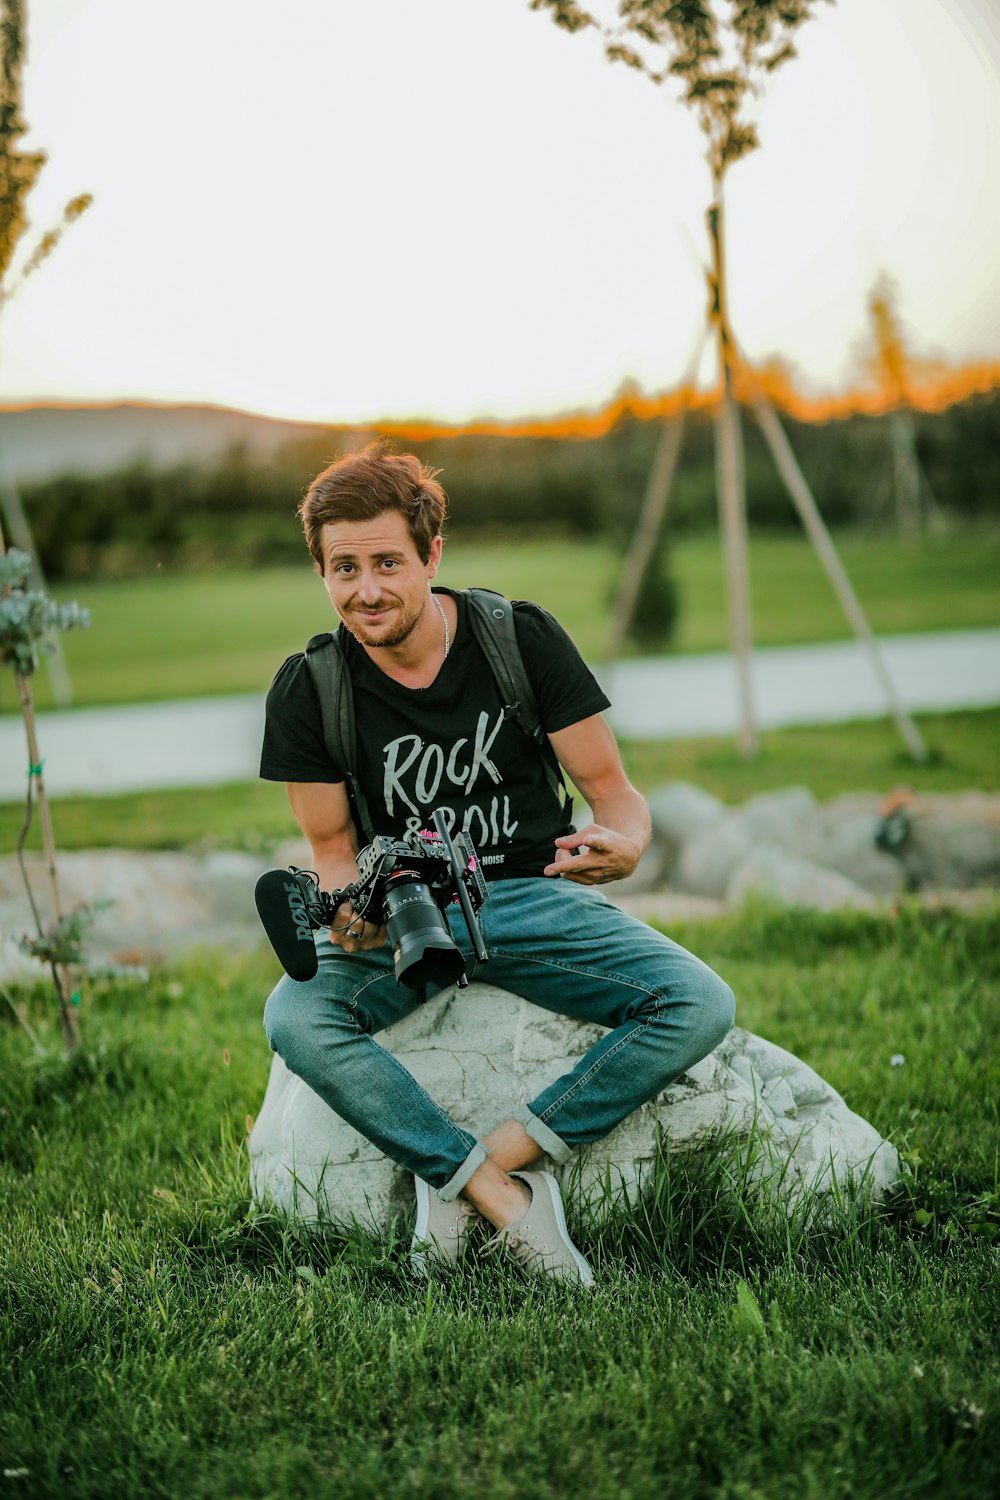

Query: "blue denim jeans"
<box><xmin>263</xmin><ymin>878</ymin><xmax>735</xmax><ymax>1201</ymax></box>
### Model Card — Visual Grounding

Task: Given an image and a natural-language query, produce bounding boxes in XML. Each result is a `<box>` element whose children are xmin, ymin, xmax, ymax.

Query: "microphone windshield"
<box><xmin>255</xmin><ymin>869</ymin><xmax>319</xmax><ymax>982</ymax></box>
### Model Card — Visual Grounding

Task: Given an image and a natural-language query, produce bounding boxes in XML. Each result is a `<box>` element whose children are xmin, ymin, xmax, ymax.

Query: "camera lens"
<box><xmin>383</xmin><ymin>872</ymin><xmax>467</xmax><ymax>990</ymax></box>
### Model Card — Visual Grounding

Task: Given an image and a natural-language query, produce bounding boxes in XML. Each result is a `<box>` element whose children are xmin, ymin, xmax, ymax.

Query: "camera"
<box><xmin>256</xmin><ymin>808</ymin><xmax>489</xmax><ymax>990</ymax></box>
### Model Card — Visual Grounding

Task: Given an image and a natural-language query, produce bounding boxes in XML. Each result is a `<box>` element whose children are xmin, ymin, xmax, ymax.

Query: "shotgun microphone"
<box><xmin>254</xmin><ymin>869</ymin><xmax>321</xmax><ymax>982</ymax></box>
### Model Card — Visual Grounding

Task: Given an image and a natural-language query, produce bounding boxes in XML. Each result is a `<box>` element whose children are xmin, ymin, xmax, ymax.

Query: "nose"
<box><xmin>355</xmin><ymin>569</ymin><xmax>383</xmax><ymax>604</ymax></box>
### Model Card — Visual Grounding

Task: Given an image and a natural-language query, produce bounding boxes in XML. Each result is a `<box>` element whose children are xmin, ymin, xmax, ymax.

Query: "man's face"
<box><xmin>319</xmin><ymin>510</ymin><xmax>442</xmax><ymax>651</ymax></box>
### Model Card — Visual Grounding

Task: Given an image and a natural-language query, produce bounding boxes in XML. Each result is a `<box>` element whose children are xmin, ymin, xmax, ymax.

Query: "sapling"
<box><xmin>0</xmin><ymin>0</ymin><xmax>94</xmax><ymax>1048</ymax></box>
<box><xmin>0</xmin><ymin>544</ymin><xmax>89</xmax><ymax>1049</ymax></box>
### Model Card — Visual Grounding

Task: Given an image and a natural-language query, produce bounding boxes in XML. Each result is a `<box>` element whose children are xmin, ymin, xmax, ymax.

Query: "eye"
<box><xmin>380</xmin><ymin>559</ymin><xmax>400</xmax><ymax>571</ymax></box>
<box><xmin>332</xmin><ymin>561</ymin><xmax>355</xmax><ymax>576</ymax></box>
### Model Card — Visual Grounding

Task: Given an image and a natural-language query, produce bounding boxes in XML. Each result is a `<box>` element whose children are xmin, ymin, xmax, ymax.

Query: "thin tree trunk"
<box><xmin>707</xmin><ymin>190</ymin><xmax>757</xmax><ymax>757</ymax></box>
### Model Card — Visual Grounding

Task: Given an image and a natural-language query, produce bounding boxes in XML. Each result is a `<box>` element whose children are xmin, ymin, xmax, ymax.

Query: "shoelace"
<box><xmin>436</xmin><ymin>1203</ymin><xmax>476</xmax><ymax>1240</ymax></box>
<box><xmin>480</xmin><ymin>1225</ymin><xmax>552</xmax><ymax>1261</ymax></box>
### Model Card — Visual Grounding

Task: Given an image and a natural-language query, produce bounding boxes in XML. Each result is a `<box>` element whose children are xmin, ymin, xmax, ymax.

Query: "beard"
<box><xmin>342</xmin><ymin>593</ymin><xmax>426</xmax><ymax>649</ymax></box>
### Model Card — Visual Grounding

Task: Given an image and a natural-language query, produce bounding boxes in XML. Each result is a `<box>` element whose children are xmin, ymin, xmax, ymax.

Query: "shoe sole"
<box><xmin>411</xmin><ymin>1177</ymin><xmax>467</xmax><ymax>1276</ymax></box>
<box><xmin>411</xmin><ymin>1176</ymin><xmax>434</xmax><ymax>1275</ymax></box>
<box><xmin>516</xmin><ymin>1169</ymin><xmax>595</xmax><ymax>1286</ymax></box>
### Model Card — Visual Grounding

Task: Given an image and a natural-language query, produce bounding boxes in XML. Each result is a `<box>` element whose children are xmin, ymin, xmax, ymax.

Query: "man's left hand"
<box><xmin>543</xmin><ymin>825</ymin><xmax>642</xmax><ymax>884</ymax></box>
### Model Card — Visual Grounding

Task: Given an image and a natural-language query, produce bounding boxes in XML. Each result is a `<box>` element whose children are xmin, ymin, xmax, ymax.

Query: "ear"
<box><xmin>426</xmin><ymin>534</ymin><xmax>443</xmax><ymax>578</ymax></box>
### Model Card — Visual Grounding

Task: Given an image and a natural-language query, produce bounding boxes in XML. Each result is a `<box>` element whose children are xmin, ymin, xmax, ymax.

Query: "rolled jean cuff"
<box><xmin>436</xmin><ymin>1140</ymin><xmax>488</xmax><ymax>1203</ymax></box>
<box><xmin>515</xmin><ymin>1104</ymin><xmax>574</xmax><ymax>1166</ymax></box>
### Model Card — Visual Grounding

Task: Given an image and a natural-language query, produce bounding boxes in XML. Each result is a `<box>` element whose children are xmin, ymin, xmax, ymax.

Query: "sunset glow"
<box><xmin>0</xmin><ymin>0</ymin><xmax>997</xmax><ymax>429</ymax></box>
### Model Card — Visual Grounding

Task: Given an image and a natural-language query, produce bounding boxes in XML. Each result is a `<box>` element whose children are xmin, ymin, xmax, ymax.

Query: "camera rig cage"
<box><xmin>300</xmin><ymin>824</ymin><xmax>486</xmax><ymax>935</ymax></box>
<box><xmin>256</xmin><ymin>809</ymin><xmax>489</xmax><ymax>988</ymax></box>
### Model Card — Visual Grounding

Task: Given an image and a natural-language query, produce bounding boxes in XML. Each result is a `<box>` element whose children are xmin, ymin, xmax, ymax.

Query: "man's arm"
<box><xmin>542</xmin><ymin>714</ymin><xmax>650</xmax><ymax>884</ymax></box>
<box><xmin>286</xmin><ymin>781</ymin><xmax>387</xmax><ymax>951</ymax></box>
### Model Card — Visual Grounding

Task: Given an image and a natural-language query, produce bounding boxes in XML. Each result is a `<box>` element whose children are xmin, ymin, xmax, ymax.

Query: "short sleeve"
<box><xmin>511</xmin><ymin>602</ymin><xmax>610</xmax><ymax>734</ymax></box>
<box><xmin>259</xmin><ymin>653</ymin><xmax>345</xmax><ymax>783</ymax></box>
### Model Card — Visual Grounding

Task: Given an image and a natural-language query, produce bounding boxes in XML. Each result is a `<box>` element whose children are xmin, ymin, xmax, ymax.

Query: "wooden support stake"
<box><xmin>606</xmin><ymin>410</ymin><xmax>687</xmax><ymax>662</ymax></box>
<box><xmin>16</xmin><ymin>669</ymin><xmax>80</xmax><ymax>1050</ymax></box>
<box><xmin>751</xmin><ymin>393</ymin><xmax>930</xmax><ymax>763</ymax></box>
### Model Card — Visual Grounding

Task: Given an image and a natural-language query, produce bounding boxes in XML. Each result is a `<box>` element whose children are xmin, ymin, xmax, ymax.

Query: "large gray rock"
<box><xmin>675</xmin><ymin>786</ymin><xmax>823</xmax><ymax>899</ymax></box>
<box><xmin>727</xmin><ymin>847</ymin><xmax>878</xmax><ymax>912</ymax></box>
<box><xmin>818</xmin><ymin>796</ymin><xmax>906</xmax><ymax>897</ymax></box>
<box><xmin>646</xmin><ymin>781</ymin><xmax>728</xmax><ymax>871</ymax></box>
<box><xmin>891</xmin><ymin>794</ymin><xmax>1000</xmax><ymax>888</ymax></box>
<box><xmin>249</xmin><ymin>981</ymin><xmax>899</xmax><ymax>1232</ymax></box>
<box><xmin>0</xmin><ymin>849</ymin><xmax>266</xmax><ymax>980</ymax></box>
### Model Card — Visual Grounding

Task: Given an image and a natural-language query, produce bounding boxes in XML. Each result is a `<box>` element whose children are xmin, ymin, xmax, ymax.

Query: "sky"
<box><xmin>0</xmin><ymin>0</ymin><xmax>997</xmax><ymax>426</ymax></box>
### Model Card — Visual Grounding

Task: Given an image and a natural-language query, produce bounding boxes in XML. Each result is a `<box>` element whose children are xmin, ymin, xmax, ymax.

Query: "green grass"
<box><xmin>6</xmin><ymin>529</ymin><xmax>998</xmax><ymax>713</ymax></box>
<box><xmin>1</xmin><ymin>905</ymin><xmax>998</xmax><ymax>1498</ymax></box>
<box><xmin>3</xmin><ymin>705</ymin><xmax>997</xmax><ymax>853</ymax></box>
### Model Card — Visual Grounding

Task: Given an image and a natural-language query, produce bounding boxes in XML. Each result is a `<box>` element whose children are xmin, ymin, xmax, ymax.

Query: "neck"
<box><xmin>361</xmin><ymin>589</ymin><xmax>450</xmax><ymax>684</ymax></box>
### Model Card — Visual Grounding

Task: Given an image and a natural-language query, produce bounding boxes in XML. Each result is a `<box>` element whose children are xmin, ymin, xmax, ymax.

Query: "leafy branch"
<box><xmin>530</xmin><ymin>0</ymin><xmax>830</xmax><ymax>182</ymax></box>
<box><xmin>0</xmin><ymin>547</ymin><xmax>89</xmax><ymax>672</ymax></box>
<box><xmin>19</xmin><ymin>902</ymin><xmax>109</xmax><ymax>968</ymax></box>
<box><xmin>0</xmin><ymin>0</ymin><xmax>92</xmax><ymax>310</ymax></box>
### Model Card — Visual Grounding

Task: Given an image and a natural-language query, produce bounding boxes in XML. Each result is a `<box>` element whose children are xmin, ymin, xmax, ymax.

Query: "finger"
<box><xmin>555</xmin><ymin>829</ymin><xmax>603</xmax><ymax>851</ymax></box>
<box><xmin>544</xmin><ymin>851</ymin><xmax>578</xmax><ymax>875</ymax></box>
<box><xmin>544</xmin><ymin>851</ymin><xmax>600</xmax><ymax>878</ymax></box>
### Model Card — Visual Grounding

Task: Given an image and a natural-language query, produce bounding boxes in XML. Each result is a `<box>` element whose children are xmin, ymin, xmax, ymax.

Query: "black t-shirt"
<box><xmin>259</xmin><ymin>590</ymin><xmax>610</xmax><ymax>879</ymax></box>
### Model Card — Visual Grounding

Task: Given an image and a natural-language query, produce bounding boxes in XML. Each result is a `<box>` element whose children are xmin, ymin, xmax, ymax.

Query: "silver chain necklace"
<box><xmin>433</xmin><ymin>594</ymin><xmax>450</xmax><ymax>659</ymax></box>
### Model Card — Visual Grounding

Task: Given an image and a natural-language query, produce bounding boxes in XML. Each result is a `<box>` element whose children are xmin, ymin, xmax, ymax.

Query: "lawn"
<box><xmin>4</xmin><ymin>529</ymin><xmax>998</xmax><ymax>714</ymax></box>
<box><xmin>1</xmin><ymin>904</ymin><xmax>997</xmax><ymax>1498</ymax></box>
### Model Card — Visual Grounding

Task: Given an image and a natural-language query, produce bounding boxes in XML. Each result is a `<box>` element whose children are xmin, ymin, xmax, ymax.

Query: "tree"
<box><xmin>531</xmin><ymin>3</ymin><xmax>927</xmax><ymax>763</ymax></box>
<box><xmin>531</xmin><ymin>1</ymin><xmax>826</xmax><ymax>186</ymax></box>
<box><xmin>0</xmin><ymin>0</ymin><xmax>93</xmax><ymax>1051</ymax></box>
<box><xmin>863</xmin><ymin>274</ymin><xmax>940</xmax><ymax>538</ymax></box>
<box><xmin>0</xmin><ymin>0</ymin><xmax>93</xmax><ymax>620</ymax></box>
<box><xmin>0</xmin><ymin>0</ymin><xmax>92</xmax><ymax>309</ymax></box>
<box><xmin>532</xmin><ymin>2</ymin><xmax>829</xmax><ymax>749</ymax></box>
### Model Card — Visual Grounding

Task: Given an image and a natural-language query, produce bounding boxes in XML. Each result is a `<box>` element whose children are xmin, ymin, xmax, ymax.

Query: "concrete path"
<box><xmin>1</xmin><ymin>628</ymin><xmax>997</xmax><ymax>801</ymax></box>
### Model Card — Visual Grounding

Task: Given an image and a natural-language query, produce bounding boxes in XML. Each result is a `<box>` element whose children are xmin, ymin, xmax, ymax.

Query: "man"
<box><xmin>260</xmin><ymin>443</ymin><xmax>735</xmax><ymax>1286</ymax></box>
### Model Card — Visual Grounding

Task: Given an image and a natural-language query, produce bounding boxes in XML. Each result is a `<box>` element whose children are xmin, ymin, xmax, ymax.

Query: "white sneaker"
<box><xmin>484</xmin><ymin>1169</ymin><xmax>595</xmax><ymax>1287</ymax></box>
<box><xmin>411</xmin><ymin>1175</ymin><xmax>478</xmax><ymax>1275</ymax></box>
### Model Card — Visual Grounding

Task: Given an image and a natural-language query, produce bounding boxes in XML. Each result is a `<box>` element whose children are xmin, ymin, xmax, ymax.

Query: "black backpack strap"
<box><xmin>462</xmin><ymin>588</ymin><xmax>573</xmax><ymax>823</ymax></box>
<box><xmin>303</xmin><ymin>630</ymin><xmax>376</xmax><ymax>845</ymax></box>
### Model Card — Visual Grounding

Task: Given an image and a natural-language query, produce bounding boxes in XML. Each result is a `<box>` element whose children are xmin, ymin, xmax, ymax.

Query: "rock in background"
<box><xmin>887</xmin><ymin>793</ymin><xmax>1000</xmax><ymax>888</ymax></box>
<box><xmin>646</xmin><ymin>782</ymin><xmax>1000</xmax><ymax>909</ymax></box>
<box><xmin>249</xmin><ymin>981</ymin><xmax>900</xmax><ymax>1233</ymax></box>
<box><xmin>3</xmin><ymin>781</ymin><xmax>999</xmax><ymax>987</ymax></box>
<box><xmin>0</xmin><ymin>849</ymin><xmax>266</xmax><ymax>981</ymax></box>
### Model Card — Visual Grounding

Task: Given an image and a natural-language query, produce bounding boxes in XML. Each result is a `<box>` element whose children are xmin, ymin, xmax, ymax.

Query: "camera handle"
<box><xmin>432</xmin><ymin>809</ymin><xmax>489</xmax><ymax>968</ymax></box>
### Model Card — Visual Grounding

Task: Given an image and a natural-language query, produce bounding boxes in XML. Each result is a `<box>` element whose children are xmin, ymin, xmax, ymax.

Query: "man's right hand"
<box><xmin>284</xmin><ymin>782</ymin><xmax>389</xmax><ymax>952</ymax></box>
<box><xmin>327</xmin><ymin>899</ymin><xmax>388</xmax><ymax>954</ymax></box>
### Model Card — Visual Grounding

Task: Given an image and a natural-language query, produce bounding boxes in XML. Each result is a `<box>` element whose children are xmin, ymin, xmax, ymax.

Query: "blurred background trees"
<box><xmin>13</xmin><ymin>386</ymin><xmax>997</xmax><ymax>581</ymax></box>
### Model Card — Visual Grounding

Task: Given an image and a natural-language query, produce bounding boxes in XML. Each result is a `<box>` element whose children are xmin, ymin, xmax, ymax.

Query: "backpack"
<box><xmin>303</xmin><ymin>587</ymin><xmax>572</xmax><ymax>844</ymax></box>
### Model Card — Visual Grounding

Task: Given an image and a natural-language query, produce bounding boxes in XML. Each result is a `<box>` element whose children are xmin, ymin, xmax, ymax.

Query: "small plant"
<box><xmin>0</xmin><ymin>548</ymin><xmax>89</xmax><ymax>669</ymax></box>
<box><xmin>0</xmin><ymin>546</ymin><xmax>90</xmax><ymax>1050</ymax></box>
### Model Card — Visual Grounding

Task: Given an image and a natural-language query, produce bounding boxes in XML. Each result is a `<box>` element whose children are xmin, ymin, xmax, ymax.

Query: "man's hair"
<box><xmin>298</xmin><ymin>441</ymin><xmax>447</xmax><ymax>570</ymax></box>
